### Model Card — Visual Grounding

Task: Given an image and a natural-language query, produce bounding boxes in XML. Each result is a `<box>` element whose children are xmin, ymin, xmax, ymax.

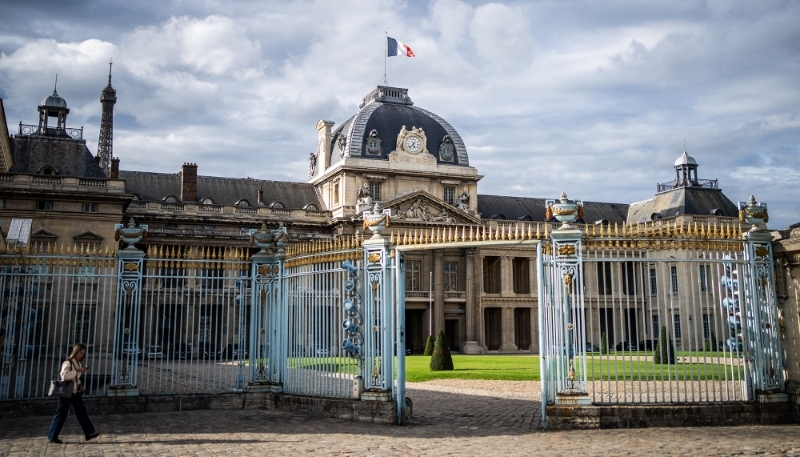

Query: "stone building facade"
<box><xmin>0</xmin><ymin>75</ymin><xmax>790</xmax><ymax>358</ymax></box>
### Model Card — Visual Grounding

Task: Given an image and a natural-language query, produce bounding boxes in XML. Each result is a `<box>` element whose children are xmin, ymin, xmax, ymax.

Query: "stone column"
<box><xmin>433</xmin><ymin>249</ymin><xmax>445</xmax><ymax>336</ymax></box>
<box><xmin>499</xmin><ymin>307</ymin><xmax>518</xmax><ymax>352</ymax></box>
<box><xmin>477</xmin><ymin>251</ymin><xmax>486</xmax><ymax>350</ymax></box>
<box><xmin>462</xmin><ymin>248</ymin><xmax>481</xmax><ymax>354</ymax></box>
<box><xmin>501</xmin><ymin>256</ymin><xmax>513</xmax><ymax>297</ymax></box>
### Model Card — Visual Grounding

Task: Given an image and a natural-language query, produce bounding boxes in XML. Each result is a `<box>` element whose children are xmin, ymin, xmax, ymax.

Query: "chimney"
<box><xmin>316</xmin><ymin>119</ymin><xmax>335</xmax><ymax>174</ymax></box>
<box><xmin>257</xmin><ymin>186</ymin><xmax>264</xmax><ymax>205</ymax></box>
<box><xmin>181</xmin><ymin>162</ymin><xmax>198</xmax><ymax>202</ymax></box>
<box><xmin>110</xmin><ymin>157</ymin><xmax>120</xmax><ymax>179</ymax></box>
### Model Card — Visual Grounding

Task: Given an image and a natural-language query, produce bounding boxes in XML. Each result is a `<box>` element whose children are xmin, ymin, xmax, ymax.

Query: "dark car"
<box><xmin>201</xmin><ymin>343</ymin><xmax>217</xmax><ymax>360</ymax></box>
<box><xmin>173</xmin><ymin>343</ymin><xmax>193</xmax><ymax>359</ymax></box>
<box><xmin>585</xmin><ymin>342</ymin><xmax>600</xmax><ymax>352</ymax></box>
<box><xmin>615</xmin><ymin>341</ymin><xmax>633</xmax><ymax>351</ymax></box>
<box><xmin>638</xmin><ymin>340</ymin><xmax>656</xmax><ymax>351</ymax></box>
<box><xmin>219</xmin><ymin>343</ymin><xmax>248</xmax><ymax>360</ymax></box>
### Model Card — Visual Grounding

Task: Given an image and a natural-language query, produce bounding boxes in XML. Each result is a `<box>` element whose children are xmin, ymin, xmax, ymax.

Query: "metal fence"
<box><xmin>0</xmin><ymin>245</ymin><xmax>118</xmax><ymax>399</ymax></box>
<box><xmin>539</xmin><ymin>221</ymin><xmax>783</xmax><ymax>411</ymax></box>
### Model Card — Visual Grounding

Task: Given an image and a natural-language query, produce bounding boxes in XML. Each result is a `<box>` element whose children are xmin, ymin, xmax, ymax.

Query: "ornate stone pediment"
<box><xmin>380</xmin><ymin>190</ymin><xmax>481</xmax><ymax>225</ymax></box>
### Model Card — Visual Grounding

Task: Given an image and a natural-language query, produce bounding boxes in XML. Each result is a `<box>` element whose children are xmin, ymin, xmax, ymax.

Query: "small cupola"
<box><xmin>673</xmin><ymin>150</ymin><xmax>699</xmax><ymax>187</ymax></box>
<box><xmin>38</xmin><ymin>75</ymin><xmax>70</xmax><ymax>132</ymax></box>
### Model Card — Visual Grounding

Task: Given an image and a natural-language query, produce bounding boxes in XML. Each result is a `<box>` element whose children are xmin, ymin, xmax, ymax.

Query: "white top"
<box><xmin>60</xmin><ymin>359</ymin><xmax>83</xmax><ymax>394</ymax></box>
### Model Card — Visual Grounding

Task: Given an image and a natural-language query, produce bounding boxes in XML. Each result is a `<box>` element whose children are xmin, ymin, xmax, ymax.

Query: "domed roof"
<box><xmin>39</xmin><ymin>89</ymin><xmax>68</xmax><ymax>110</ymax></box>
<box><xmin>327</xmin><ymin>86</ymin><xmax>468</xmax><ymax>167</ymax></box>
<box><xmin>674</xmin><ymin>151</ymin><xmax>697</xmax><ymax>167</ymax></box>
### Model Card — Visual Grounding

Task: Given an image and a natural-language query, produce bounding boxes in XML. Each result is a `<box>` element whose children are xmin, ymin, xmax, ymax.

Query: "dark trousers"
<box><xmin>47</xmin><ymin>393</ymin><xmax>95</xmax><ymax>440</ymax></box>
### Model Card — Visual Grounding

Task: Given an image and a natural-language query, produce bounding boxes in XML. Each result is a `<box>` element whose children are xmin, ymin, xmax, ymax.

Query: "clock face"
<box><xmin>405</xmin><ymin>136</ymin><xmax>422</xmax><ymax>153</ymax></box>
<box><xmin>367</xmin><ymin>139</ymin><xmax>380</xmax><ymax>154</ymax></box>
<box><xmin>440</xmin><ymin>145</ymin><xmax>453</xmax><ymax>160</ymax></box>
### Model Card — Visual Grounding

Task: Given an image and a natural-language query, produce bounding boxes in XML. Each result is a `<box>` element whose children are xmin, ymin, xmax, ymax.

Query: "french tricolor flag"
<box><xmin>387</xmin><ymin>37</ymin><xmax>415</xmax><ymax>57</ymax></box>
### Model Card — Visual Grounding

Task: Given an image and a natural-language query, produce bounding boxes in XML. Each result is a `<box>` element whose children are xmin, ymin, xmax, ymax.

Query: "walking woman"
<box><xmin>47</xmin><ymin>343</ymin><xmax>100</xmax><ymax>444</ymax></box>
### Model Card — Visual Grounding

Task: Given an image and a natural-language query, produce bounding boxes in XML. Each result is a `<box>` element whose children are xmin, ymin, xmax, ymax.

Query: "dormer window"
<box><xmin>163</xmin><ymin>195</ymin><xmax>179</xmax><ymax>203</ymax></box>
<box><xmin>37</xmin><ymin>166</ymin><xmax>57</xmax><ymax>175</ymax></box>
<box><xmin>304</xmin><ymin>204</ymin><xmax>318</xmax><ymax>211</ymax></box>
<box><xmin>270</xmin><ymin>201</ymin><xmax>285</xmax><ymax>209</ymax></box>
<box><xmin>202</xmin><ymin>197</ymin><xmax>215</xmax><ymax>205</ymax></box>
<box><xmin>236</xmin><ymin>199</ymin><xmax>250</xmax><ymax>207</ymax></box>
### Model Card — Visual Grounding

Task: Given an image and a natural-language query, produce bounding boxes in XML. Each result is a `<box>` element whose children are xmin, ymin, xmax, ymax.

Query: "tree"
<box><xmin>653</xmin><ymin>325</ymin><xmax>676</xmax><ymax>364</ymax></box>
<box><xmin>600</xmin><ymin>332</ymin><xmax>609</xmax><ymax>355</ymax></box>
<box><xmin>704</xmin><ymin>330</ymin><xmax>718</xmax><ymax>352</ymax></box>
<box><xmin>429</xmin><ymin>330</ymin><xmax>454</xmax><ymax>371</ymax></box>
<box><xmin>423</xmin><ymin>335</ymin><xmax>435</xmax><ymax>356</ymax></box>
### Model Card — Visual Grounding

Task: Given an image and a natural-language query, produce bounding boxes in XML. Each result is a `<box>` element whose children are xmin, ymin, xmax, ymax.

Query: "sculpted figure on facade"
<box><xmin>308</xmin><ymin>152</ymin><xmax>317</xmax><ymax>179</ymax></box>
<box><xmin>356</xmin><ymin>183</ymin><xmax>372</xmax><ymax>206</ymax></box>
<box><xmin>456</xmin><ymin>191</ymin><xmax>470</xmax><ymax>211</ymax></box>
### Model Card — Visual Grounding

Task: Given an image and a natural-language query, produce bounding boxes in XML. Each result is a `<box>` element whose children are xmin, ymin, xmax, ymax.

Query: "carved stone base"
<box><xmin>461</xmin><ymin>341</ymin><xmax>483</xmax><ymax>354</ymax></box>
<box><xmin>556</xmin><ymin>389</ymin><xmax>591</xmax><ymax>405</ymax></box>
<box><xmin>757</xmin><ymin>391</ymin><xmax>788</xmax><ymax>403</ymax></box>
<box><xmin>361</xmin><ymin>389</ymin><xmax>391</xmax><ymax>402</ymax></box>
<box><xmin>499</xmin><ymin>343</ymin><xmax>519</xmax><ymax>353</ymax></box>
<box><xmin>107</xmin><ymin>387</ymin><xmax>139</xmax><ymax>397</ymax></box>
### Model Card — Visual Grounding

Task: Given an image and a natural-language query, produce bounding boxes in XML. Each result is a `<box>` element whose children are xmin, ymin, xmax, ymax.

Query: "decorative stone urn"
<box><xmin>251</xmin><ymin>223</ymin><xmax>275</xmax><ymax>253</ymax></box>
<box><xmin>362</xmin><ymin>202</ymin><xmax>391</xmax><ymax>239</ymax></box>
<box><xmin>545</xmin><ymin>192</ymin><xmax>583</xmax><ymax>229</ymax></box>
<box><xmin>115</xmin><ymin>218</ymin><xmax>147</xmax><ymax>250</ymax></box>
<box><xmin>738</xmin><ymin>195</ymin><xmax>769</xmax><ymax>232</ymax></box>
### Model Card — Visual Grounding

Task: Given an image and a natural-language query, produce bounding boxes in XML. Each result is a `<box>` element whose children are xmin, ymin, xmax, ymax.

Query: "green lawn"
<box><xmin>405</xmin><ymin>355</ymin><xmax>540</xmax><ymax>382</ymax></box>
<box><xmin>277</xmin><ymin>354</ymin><xmax>742</xmax><ymax>382</ymax></box>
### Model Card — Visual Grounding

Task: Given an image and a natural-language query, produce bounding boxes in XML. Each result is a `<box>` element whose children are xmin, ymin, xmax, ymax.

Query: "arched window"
<box><xmin>37</xmin><ymin>166</ymin><xmax>57</xmax><ymax>175</ymax></box>
<box><xmin>270</xmin><ymin>201</ymin><xmax>285</xmax><ymax>209</ymax></box>
<box><xmin>202</xmin><ymin>197</ymin><xmax>215</xmax><ymax>205</ymax></box>
<box><xmin>236</xmin><ymin>199</ymin><xmax>250</xmax><ymax>207</ymax></box>
<box><xmin>304</xmin><ymin>204</ymin><xmax>318</xmax><ymax>211</ymax></box>
<box><xmin>517</xmin><ymin>214</ymin><xmax>533</xmax><ymax>221</ymax></box>
<box><xmin>489</xmin><ymin>213</ymin><xmax>506</xmax><ymax>220</ymax></box>
<box><xmin>163</xmin><ymin>195</ymin><xmax>179</xmax><ymax>203</ymax></box>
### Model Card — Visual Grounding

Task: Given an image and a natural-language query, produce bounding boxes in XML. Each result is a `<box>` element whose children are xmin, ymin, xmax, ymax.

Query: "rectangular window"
<box><xmin>673</xmin><ymin>314</ymin><xmax>682</xmax><ymax>339</ymax></box>
<box><xmin>37</xmin><ymin>200</ymin><xmax>53</xmax><ymax>211</ymax></box>
<box><xmin>83</xmin><ymin>203</ymin><xmax>97</xmax><ymax>212</ymax></box>
<box><xmin>652</xmin><ymin>314</ymin><xmax>660</xmax><ymax>337</ymax></box>
<box><xmin>649</xmin><ymin>268</ymin><xmax>658</xmax><ymax>295</ymax></box>
<box><xmin>702</xmin><ymin>313</ymin><xmax>710</xmax><ymax>339</ymax></box>
<box><xmin>73</xmin><ymin>307</ymin><xmax>94</xmax><ymax>344</ymax></box>
<box><xmin>670</xmin><ymin>266</ymin><xmax>679</xmax><ymax>294</ymax></box>
<box><xmin>368</xmin><ymin>181</ymin><xmax>382</xmax><ymax>202</ymax></box>
<box><xmin>699</xmin><ymin>265</ymin><xmax>708</xmax><ymax>293</ymax></box>
<box><xmin>512</xmin><ymin>257</ymin><xmax>530</xmax><ymax>294</ymax></box>
<box><xmin>623</xmin><ymin>262</ymin><xmax>637</xmax><ymax>295</ymax></box>
<box><xmin>597</xmin><ymin>262</ymin><xmax>612</xmax><ymax>295</ymax></box>
<box><xmin>444</xmin><ymin>261</ymin><xmax>458</xmax><ymax>291</ymax></box>
<box><xmin>333</xmin><ymin>182</ymin><xmax>340</xmax><ymax>205</ymax></box>
<box><xmin>443</xmin><ymin>187</ymin><xmax>455</xmax><ymax>205</ymax></box>
<box><xmin>405</xmin><ymin>260</ymin><xmax>421</xmax><ymax>291</ymax></box>
<box><xmin>482</xmin><ymin>256</ymin><xmax>501</xmax><ymax>294</ymax></box>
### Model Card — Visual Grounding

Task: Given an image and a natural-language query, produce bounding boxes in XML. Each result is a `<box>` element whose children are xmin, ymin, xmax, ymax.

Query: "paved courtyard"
<box><xmin>0</xmin><ymin>380</ymin><xmax>798</xmax><ymax>456</ymax></box>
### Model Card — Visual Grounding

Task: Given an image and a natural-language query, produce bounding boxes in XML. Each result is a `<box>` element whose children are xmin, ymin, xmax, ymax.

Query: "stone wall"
<box><xmin>0</xmin><ymin>392</ymin><xmax>398</xmax><ymax>424</ymax></box>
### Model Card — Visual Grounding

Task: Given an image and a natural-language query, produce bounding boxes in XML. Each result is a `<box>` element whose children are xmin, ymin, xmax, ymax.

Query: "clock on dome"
<box><xmin>405</xmin><ymin>135</ymin><xmax>422</xmax><ymax>153</ymax></box>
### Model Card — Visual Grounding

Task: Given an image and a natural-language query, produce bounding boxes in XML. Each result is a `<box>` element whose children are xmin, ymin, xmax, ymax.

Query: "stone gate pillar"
<box><xmin>109</xmin><ymin>219</ymin><xmax>146</xmax><ymax>397</ymax></box>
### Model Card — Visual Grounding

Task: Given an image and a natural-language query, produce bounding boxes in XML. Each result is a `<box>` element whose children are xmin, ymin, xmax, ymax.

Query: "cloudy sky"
<box><xmin>1</xmin><ymin>0</ymin><xmax>798</xmax><ymax>228</ymax></box>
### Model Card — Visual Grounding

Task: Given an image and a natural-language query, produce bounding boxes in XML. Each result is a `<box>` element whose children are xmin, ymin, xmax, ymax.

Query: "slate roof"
<box><xmin>477</xmin><ymin>195</ymin><xmax>629</xmax><ymax>223</ymax></box>
<box><xmin>627</xmin><ymin>187</ymin><xmax>738</xmax><ymax>223</ymax></box>
<box><xmin>327</xmin><ymin>87</ymin><xmax>469</xmax><ymax>168</ymax></box>
<box><xmin>9</xmin><ymin>136</ymin><xmax>107</xmax><ymax>178</ymax></box>
<box><xmin>119</xmin><ymin>171</ymin><xmax>325</xmax><ymax>209</ymax></box>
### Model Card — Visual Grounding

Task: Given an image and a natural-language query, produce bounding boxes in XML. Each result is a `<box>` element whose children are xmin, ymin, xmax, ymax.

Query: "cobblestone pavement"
<box><xmin>0</xmin><ymin>382</ymin><xmax>798</xmax><ymax>456</ymax></box>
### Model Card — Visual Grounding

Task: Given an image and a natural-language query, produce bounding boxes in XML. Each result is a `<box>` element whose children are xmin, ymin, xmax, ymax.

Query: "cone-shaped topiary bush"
<box><xmin>429</xmin><ymin>329</ymin><xmax>454</xmax><ymax>371</ymax></box>
<box><xmin>653</xmin><ymin>325</ymin><xmax>676</xmax><ymax>364</ymax></box>
<box><xmin>423</xmin><ymin>335</ymin><xmax>435</xmax><ymax>356</ymax></box>
<box><xmin>600</xmin><ymin>332</ymin><xmax>609</xmax><ymax>355</ymax></box>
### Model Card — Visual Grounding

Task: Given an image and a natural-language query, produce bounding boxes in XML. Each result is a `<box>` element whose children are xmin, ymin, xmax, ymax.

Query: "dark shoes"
<box><xmin>85</xmin><ymin>432</ymin><xmax>100</xmax><ymax>441</ymax></box>
<box><xmin>48</xmin><ymin>437</ymin><xmax>63</xmax><ymax>444</ymax></box>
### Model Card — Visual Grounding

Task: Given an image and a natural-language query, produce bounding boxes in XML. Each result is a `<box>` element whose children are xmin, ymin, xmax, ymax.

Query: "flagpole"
<box><xmin>384</xmin><ymin>31</ymin><xmax>388</xmax><ymax>85</ymax></box>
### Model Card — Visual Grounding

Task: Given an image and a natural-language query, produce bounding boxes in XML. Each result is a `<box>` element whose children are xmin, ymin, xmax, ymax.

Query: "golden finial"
<box><xmin>536</xmin><ymin>223</ymin><xmax>541</xmax><ymax>239</ymax></box>
<box><xmin>461</xmin><ymin>226</ymin><xmax>466</xmax><ymax>242</ymax></box>
<box><xmin>544</xmin><ymin>223</ymin><xmax>549</xmax><ymax>238</ymax></box>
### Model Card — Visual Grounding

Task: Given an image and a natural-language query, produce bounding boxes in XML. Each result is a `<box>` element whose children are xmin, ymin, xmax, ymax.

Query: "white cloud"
<box><xmin>0</xmin><ymin>0</ymin><xmax>799</xmax><ymax>228</ymax></box>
